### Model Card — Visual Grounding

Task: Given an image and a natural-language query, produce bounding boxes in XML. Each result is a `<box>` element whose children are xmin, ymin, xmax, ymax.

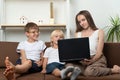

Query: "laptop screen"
<box><xmin>58</xmin><ymin>37</ymin><xmax>90</xmax><ymax>62</ymax></box>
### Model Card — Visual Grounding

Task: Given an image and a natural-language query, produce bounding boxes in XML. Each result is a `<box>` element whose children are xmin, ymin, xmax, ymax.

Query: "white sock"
<box><xmin>61</xmin><ymin>66</ymin><xmax>74</xmax><ymax>79</ymax></box>
<box><xmin>70</xmin><ymin>67</ymin><xmax>81</xmax><ymax>80</ymax></box>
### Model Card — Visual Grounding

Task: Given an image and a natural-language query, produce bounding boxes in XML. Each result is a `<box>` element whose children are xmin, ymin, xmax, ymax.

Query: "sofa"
<box><xmin>0</xmin><ymin>41</ymin><xmax>120</xmax><ymax>80</ymax></box>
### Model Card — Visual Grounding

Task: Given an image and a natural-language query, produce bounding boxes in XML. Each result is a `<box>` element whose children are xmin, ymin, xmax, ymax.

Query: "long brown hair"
<box><xmin>75</xmin><ymin>10</ymin><xmax>98</xmax><ymax>32</ymax></box>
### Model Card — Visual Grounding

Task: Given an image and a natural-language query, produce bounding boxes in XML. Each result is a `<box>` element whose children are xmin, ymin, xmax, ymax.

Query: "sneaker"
<box><xmin>61</xmin><ymin>66</ymin><xmax>74</xmax><ymax>80</ymax></box>
<box><xmin>70</xmin><ymin>67</ymin><xmax>81</xmax><ymax>80</ymax></box>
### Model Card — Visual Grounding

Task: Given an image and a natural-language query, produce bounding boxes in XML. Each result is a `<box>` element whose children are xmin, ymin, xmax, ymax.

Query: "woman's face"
<box><xmin>77</xmin><ymin>15</ymin><xmax>89</xmax><ymax>30</ymax></box>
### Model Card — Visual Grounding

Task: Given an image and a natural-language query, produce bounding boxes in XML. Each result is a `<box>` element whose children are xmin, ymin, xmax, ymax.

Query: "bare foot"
<box><xmin>3</xmin><ymin>57</ymin><xmax>16</xmax><ymax>80</ymax></box>
<box><xmin>111</xmin><ymin>65</ymin><xmax>120</xmax><ymax>74</ymax></box>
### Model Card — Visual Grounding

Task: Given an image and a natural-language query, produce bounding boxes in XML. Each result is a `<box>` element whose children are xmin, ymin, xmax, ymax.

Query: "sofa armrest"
<box><xmin>0</xmin><ymin>42</ymin><xmax>19</xmax><ymax>68</ymax></box>
<box><xmin>103</xmin><ymin>43</ymin><xmax>120</xmax><ymax>68</ymax></box>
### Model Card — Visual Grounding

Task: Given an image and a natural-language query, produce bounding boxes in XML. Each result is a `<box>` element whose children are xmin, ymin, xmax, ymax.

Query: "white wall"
<box><xmin>1</xmin><ymin>0</ymin><xmax>120</xmax><ymax>42</ymax></box>
<box><xmin>5</xmin><ymin>0</ymin><xmax>66</xmax><ymax>24</ymax></box>
<box><xmin>1</xmin><ymin>0</ymin><xmax>66</xmax><ymax>42</ymax></box>
<box><xmin>69</xmin><ymin>0</ymin><xmax>120</xmax><ymax>37</ymax></box>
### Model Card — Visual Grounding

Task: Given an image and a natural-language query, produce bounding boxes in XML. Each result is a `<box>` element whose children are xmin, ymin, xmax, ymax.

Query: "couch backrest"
<box><xmin>0</xmin><ymin>42</ymin><xmax>51</xmax><ymax>68</ymax></box>
<box><xmin>0</xmin><ymin>42</ymin><xmax>120</xmax><ymax>68</ymax></box>
<box><xmin>0</xmin><ymin>42</ymin><xmax>19</xmax><ymax>67</ymax></box>
<box><xmin>103</xmin><ymin>43</ymin><xmax>120</xmax><ymax>68</ymax></box>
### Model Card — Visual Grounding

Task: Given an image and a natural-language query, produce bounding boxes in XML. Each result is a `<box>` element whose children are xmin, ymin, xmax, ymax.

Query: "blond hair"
<box><xmin>50</xmin><ymin>30</ymin><xmax>64</xmax><ymax>46</ymax></box>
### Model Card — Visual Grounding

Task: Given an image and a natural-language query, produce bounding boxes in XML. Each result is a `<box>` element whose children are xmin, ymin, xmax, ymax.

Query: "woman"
<box><xmin>62</xmin><ymin>10</ymin><xmax>120</xmax><ymax>80</ymax></box>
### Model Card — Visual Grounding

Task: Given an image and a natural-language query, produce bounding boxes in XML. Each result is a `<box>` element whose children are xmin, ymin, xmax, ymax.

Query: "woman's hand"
<box><xmin>80</xmin><ymin>58</ymin><xmax>94</xmax><ymax>65</ymax></box>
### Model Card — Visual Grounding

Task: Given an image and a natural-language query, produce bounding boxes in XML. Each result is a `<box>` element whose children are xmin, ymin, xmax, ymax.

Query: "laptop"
<box><xmin>58</xmin><ymin>37</ymin><xmax>90</xmax><ymax>62</ymax></box>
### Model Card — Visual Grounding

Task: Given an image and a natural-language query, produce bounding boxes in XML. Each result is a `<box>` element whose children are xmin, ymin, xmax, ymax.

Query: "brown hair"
<box><xmin>75</xmin><ymin>10</ymin><xmax>98</xmax><ymax>32</ymax></box>
<box><xmin>24</xmin><ymin>22</ymin><xmax>39</xmax><ymax>32</ymax></box>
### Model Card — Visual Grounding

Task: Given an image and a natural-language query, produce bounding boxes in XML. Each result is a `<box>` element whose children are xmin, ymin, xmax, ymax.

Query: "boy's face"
<box><xmin>26</xmin><ymin>29</ymin><xmax>40</xmax><ymax>41</ymax></box>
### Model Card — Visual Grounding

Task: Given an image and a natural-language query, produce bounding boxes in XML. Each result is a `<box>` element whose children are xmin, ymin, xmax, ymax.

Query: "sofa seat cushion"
<box><xmin>0</xmin><ymin>68</ymin><xmax>61</xmax><ymax>80</ymax></box>
<box><xmin>77</xmin><ymin>74</ymin><xmax>120</xmax><ymax>80</ymax></box>
<box><xmin>1</xmin><ymin>68</ymin><xmax>120</xmax><ymax>80</ymax></box>
<box><xmin>0</xmin><ymin>68</ymin><xmax>7</xmax><ymax>80</ymax></box>
<box><xmin>17</xmin><ymin>73</ymin><xmax>61</xmax><ymax>80</ymax></box>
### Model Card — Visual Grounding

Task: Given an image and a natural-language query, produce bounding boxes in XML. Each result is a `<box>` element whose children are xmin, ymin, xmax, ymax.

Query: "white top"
<box><xmin>43</xmin><ymin>47</ymin><xmax>64</xmax><ymax>64</ymax></box>
<box><xmin>17</xmin><ymin>40</ymin><xmax>46</xmax><ymax>61</ymax></box>
<box><xmin>77</xmin><ymin>30</ymin><xmax>99</xmax><ymax>56</ymax></box>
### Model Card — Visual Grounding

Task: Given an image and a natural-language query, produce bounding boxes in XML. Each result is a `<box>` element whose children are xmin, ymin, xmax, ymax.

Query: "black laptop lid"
<box><xmin>58</xmin><ymin>37</ymin><xmax>90</xmax><ymax>62</ymax></box>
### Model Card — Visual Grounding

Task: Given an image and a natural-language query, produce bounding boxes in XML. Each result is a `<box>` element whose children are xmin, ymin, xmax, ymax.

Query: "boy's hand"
<box><xmin>35</xmin><ymin>61</ymin><xmax>42</xmax><ymax>67</ymax></box>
